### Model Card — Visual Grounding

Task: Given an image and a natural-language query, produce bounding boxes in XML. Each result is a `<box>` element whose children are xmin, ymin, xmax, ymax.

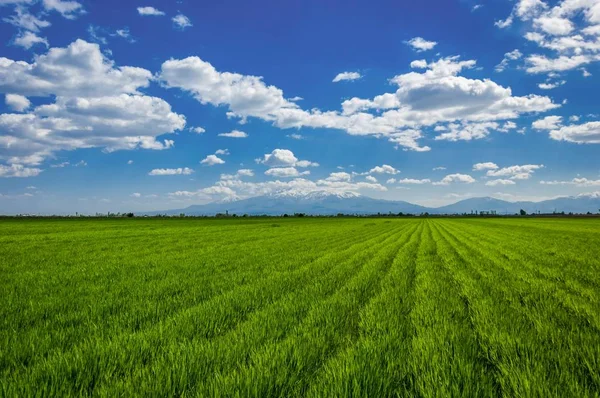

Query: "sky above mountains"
<box><xmin>1</xmin><ymin>0</ymin><xmax>600</xmax><ymax>214</ymax></box>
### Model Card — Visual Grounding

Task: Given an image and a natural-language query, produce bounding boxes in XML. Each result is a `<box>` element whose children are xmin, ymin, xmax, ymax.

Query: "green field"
<box><xmin>1</xmin><ymin>218</ymin><xmax>599</xmax><ymax>397</ymax></box>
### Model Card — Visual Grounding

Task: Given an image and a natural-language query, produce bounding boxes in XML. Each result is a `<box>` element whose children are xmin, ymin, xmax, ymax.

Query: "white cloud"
<box><xmin>160</xmin><ymin>53</ymin><xmax>557</xmax><ymax>152</ymax></box>
<box><xmin>435</xmin><ymin>122</ymin><xmax>500</xmax><ymax>142</ymax></box>
<box><xmin>486</xmin><ymin>179</ymin><xmax>516</xmax><ymax>186</ymax></box>
<box><xmin>127</xmin><ymin>160</ymin><xmax>133</xmax><ymax>165</ymax></box>
<box><xmin>534</xmin><ymin>16</ymin><xmax>574</xmax><ymax>36</ymax></box>
<box><xmin>149</xmin><ymin>167</ymin><xmax>194</xmax><ymax>176</ymax></box>
<box><xmin>172</xmin><ymin>14</ymin><xmax>192</xmax><ymax>30</ymax></box>
<box><xmin>256</xmin><ymin>149</ymin><xmax>317</xmax><ymax>169</ymax></box>
<box><xmin>495</xmin><ymin>49</ymin><xmax>523</xmax><ymax>72</ymax></box>
<box><xmin>42</xmin><ymin>0</ymin><xmax>84</xmax><ymax>19</ymax></box>
<box><xmin>410</xmin><ymin>59</ymin><xmax>428</xmax><ymax>69</ymax></box>
<box><xmin>190</xmin><ymin>126</ymin><xmax>205</xmax><ymax>134</ymax></box>
<box><xmin>13</xmin><ymin>31</ymin><xmax>48</xmax><ymax>49</ymax></box>
<box><xmin>220</xmin><ymin>169</ymin><xmax>254</xmax><ymax>180</ymax></box>
<box><xmin>287</xmin><ymin>133</ymin><xmax>304</xmax><ymax>140</ymax></box>
<box><xmin>265</xmin><ymin>167</ymin><xmax>309</xmax><ymax>178</ymax></box>
<box><xmin>325</xmin><ymin>172</ymin><xmax>352</xmax><ymax>182</ymax></box>
<box><xmin>473</xmin><ymin>162</ymin><xmax>499</xmax><ymax>171</ymax></box>
<box><xmin>0</xmin><ymin>40</ymin><xmax>153</xmax><ymax>97</ymax></box>
<box><xmin>541</xmin><ymin>177</ymin><xmax>600</xmax><ymax>186</ymax></box>
<box><xmin>201</xmin><ymin>155</ymin><xmax>225</xmax><ymax>166</ymax></box>
<box><xmin>549</xmin><ymin>121</ymin><xmax>600</xmax><ymax>143</ymax></box>
<box><xmin>433</xmin><ymin>166</ymin><xmax>446</xmax><ymax>171</ymax></box>
<box><xmin>3</xmin><ymin>8</ymin><xmax>50</xmax><ymax>32</ymax></box>
<box><xmin>137</xmin><ymin>6</ymin><xmax>165</xmax><ymax>16</ymax></box>
<box><xmin>172</xmin><ymin>174</ymin><xmax>388</xmax><ymax>201</ymax></box>
<box><xmin>0</xmin><ymin>40</ymin><xmax>185</xmax><ymax>166</ymax></box>
<box><xmin>0</xmin><ymin>163</ymin><xmax>42</xmax><ymax>178</ymax></box>
<box><xmin>332</xmin><ymin>71</ymin><xmax>362</xmax><ymax>82</ymax></box>
<box><xmin>365</xmin><ymin>175</ymin><xmax>377</xmax><ymax>183</ymax></box>
<box><xmin>5</xmin><ymin>94</ymin><xmax>30</xmax><ymax>112</ymax></box>
<box><xmin>405</xmin><ymin>37</ymin><xmax>437</xmax><ymax>52</ymax></box>
<box><xmin>218</xmin><ymin>130</ymin><xmax>248</xmax><ymax>138</ymax></box>
<box><xmin>215</xmin><ymin>149</ymin><xmax>229</xmax><ymax>155</ymax></box>
<box><xmin>130</xmin><ymin>192</ymin><xmax>141</xmax><ymax>198</ymax></box>
<box><xmin>532</xmin><ymin>115</ymin><xmax>563</xmax><ymax>130</ymax></box>
<box><xmin>538</xmin><ymin>80</ymin><xmax>566</xmax><ymax>89</ymax></box>
<box><xmin>368</xmin><ymin>164</ymin><xmax>399</xmax><ymax>175</ymax></box>
<box><xmin>397</xmin><ymin>178</ymin><xmax>431</xmax><ymax>184</ymax></box>
<box><xmin>257</xmin><ymin>149</ymin><xmax>297</xmax><ymax>167</ymax></box>
<box><xmin>486</xmin><ymin>164</ymin><xmax>544</xmax><ymax>179</ymax></box>
<box><xmin>433</xmin><ymin>173</ymin><xmax>476</xmax><ymax>185</ymax></box>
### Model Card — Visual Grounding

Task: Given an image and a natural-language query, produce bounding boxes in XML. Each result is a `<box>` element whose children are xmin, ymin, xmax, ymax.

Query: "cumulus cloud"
<box><xmin>256</xmin><ymin>149</ymin><xmax>317</xmax><ymax>168</ymax></box>
<box><xmin>5</xmin><ymin>94</ymin><xmax>30</xmax><ymax>112</ymax></box>
<box><xmin>218</xmin><ymin>130</ymin><xmax>248</xmax><ymax>138</ymax></box>
<box><xmin>532</xmin><ymin>115</ymin><xmax>563</xmax><ymax>130</ymax></box>
<box><xmin>541</xmin><ymin>177</ymin><xmax>600</xmax><ymax>186</ymax></box>
<box><xmin>172</xmin><ymin>14</ymin><xmax>192</xmax><ymax>30</ymax></box>
<box><xmin>190</xmin><ymin>126</ymin><xmax>206</xmax><ymax>134</ymax></box>
<box><xmin>214</xmin><ymin>149</ymin><xmax>229</xmax><ymax>155</ymax></box>
<box><xmin>220</xmin><ymin>169</ymin><xmax>254</xmax><ymax>180</ymax></box>
<box><xmin>405</xmin><ymin>37</ymin><xmax>437</xmax><ymax>52</ymax></box>
<box><xmin>42</xmin><ymin>0</ymin><xmax>85</xmax><ymax>19</ymax></box>
<box><xmin>548</xmin><ymin>121</ymin><xmax>600</xmax><ymax>144</ymax></box>
<box><xmin>149</xmin><ymin>167</ymin><xmax>194</xmax><ymax>176</ymax></box>
<box><xmin>201</xmin><ymin>155</ymin><xmax>225</xmax><ymax>166</ymax></box>
<box><xmin>332</xmin><ymin>71</ymin><xmax>362</xmax><ymax>82</ymax></box>
<box><xmin>397</xmin><ymin>178</ymin><xmax>431</xmax><ymax>184</ymax></box>
<box><xmin>365</xmin><ymin>175</ymin><xmax>378</xmax><ymax>183</ymax></box>
<box><xmin>486</xmin><ymin>179</ymin><xmax>516</xmax><ymax>186</ymax></box>
<box><xmin>499</xmin><ymin>0</ymin><xmax>600</xmax><ymax>74</ymax></box>
<box><xmin>3</xmin><ymin>8</ymin><xmax>51</xmax><ymax>32</ymax></box>
<box><xmin>368</xmin><ymin>164</ymin><xmax>399</xmax><ymax>175</ymax></box>
<box><xmin>495</xmin><ymin>49</ymin><xmax>523</xmax><ymax>72</ymax></box>
<box><xmin>265</xmin><ymin>167</ymin><xmax>309</xmax><ymax>178</ymax></box>
<box><xmin>13</xmin><ymin>31</ymin><xmax>48</xmax><ymax>49</ymax></box>
<box><xmin>159</xmin><ymin>53</ymin><xmax>557</xmax><ymax>152</ymax></box>
<box><xmin>170</xmin><ymin>175</ymin><xmax>387</xmax><ymax>202</ymax></box>
<box><xmin>487</xmin><ymin>164</ymin><xmax>544</xmax><ymax>180</ymax></box>
<box><xmin>137</xmin><ymin>6</ymin><xmax>165</xmax><ymax>16</ymax></box>
<box><xmin>433</xmin><ymin>173</ymin><xmax>476</xmax><ymax>185</ymax></box>
<box><xmin>473</xmin><ymin>162</ymin><xmax>499</xmax><ymax>171</ymax></box>
<box><xmin>325</xmin><ymin>172</ymin><xmax>352</xmax><ymax>182</ymax></box>
<box><xmin>0</xmin><ymin>40</ymin><xmax>185</xmax><ymax>165</ymax></box>
<box><xmin>0</xmin><ymin>163</ymin><xmax>42</xmax><ymax>178</ymax></box>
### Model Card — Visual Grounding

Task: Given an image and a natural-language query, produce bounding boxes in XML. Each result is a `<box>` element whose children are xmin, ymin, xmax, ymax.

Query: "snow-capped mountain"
<box><xmin>144</xmin><ymin>191</ymin><xmax>600</xmax><ymax>216</ymax></box>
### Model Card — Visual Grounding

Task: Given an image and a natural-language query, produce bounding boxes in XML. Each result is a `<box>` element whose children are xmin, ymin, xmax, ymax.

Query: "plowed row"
<box><xmin>1</xmin><ymin>218</ymin><xmax>599</xmax><ymax>396</ymax></box>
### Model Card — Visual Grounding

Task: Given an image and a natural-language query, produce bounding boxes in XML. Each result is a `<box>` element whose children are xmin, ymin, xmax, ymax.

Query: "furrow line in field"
<box><xmin>434</xmin><ymin>220</ymin><xmax>600</xmax><ymax>396</ymax></box>
<box><xmin>428</xmin><ymin>220</ymin><xmax>503</xmax><ymax>397</ymax></box>
<box><xmin>303</xmin><ymin>222</ymin><xmax>424</xmax><ymax>397</ymax></box>
<box><xmin>445</xmin><ymin>219</ymin><xmax>600</xmax><ymax>289</ymax></box>
<box><xmin>0</xmin><ymin>223</ymin><xmax>388</xmax><ymax>376</ymax></box>
<box><xmin>407</xmin><ymin>221</ymin><xmax>499</xmax><ymax>397</ymax></box>
<box><xmin>5</xmin><ymin>223</ymin><xmax>412</xmax><ymax>396</ymax></box>
<box><xmin>441</xmin><ymin>220</ymin><xmax>600</xmax><ymax>332</ymax></box>
<box><xmin>120</xmin><ymin>222</ymin><xmax>421</xmax><ymax>397</ymax></box>
<box><xmin>200</xmin><ymin>222</ymin><xmax>420</xmax><ymax>397</ymax></box>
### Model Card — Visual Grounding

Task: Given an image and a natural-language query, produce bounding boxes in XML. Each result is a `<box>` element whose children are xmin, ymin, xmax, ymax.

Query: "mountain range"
<box><xmin>145</xmin><ymin>191</ymin><xmax>600</xmax><ymax>216</ymax></box>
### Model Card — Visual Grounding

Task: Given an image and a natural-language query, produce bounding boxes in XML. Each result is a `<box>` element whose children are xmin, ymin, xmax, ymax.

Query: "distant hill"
<box><xmin>144</xmin><ymin>191</ymin><xmax>600</xmax><ymax>216</ymax></box>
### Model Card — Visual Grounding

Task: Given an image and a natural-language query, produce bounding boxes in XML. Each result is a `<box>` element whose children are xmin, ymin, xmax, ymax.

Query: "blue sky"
<box><xmin>1</xmin><ymin>0</ymin><xmax>600</xmax><ymax>214</ymax></box>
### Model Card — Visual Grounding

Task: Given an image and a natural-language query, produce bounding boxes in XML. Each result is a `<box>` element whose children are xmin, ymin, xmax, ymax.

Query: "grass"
<box><xmin>1</xmin><ymin>217</ymin><xmax>599</xmax><ymax>397</ymax></box>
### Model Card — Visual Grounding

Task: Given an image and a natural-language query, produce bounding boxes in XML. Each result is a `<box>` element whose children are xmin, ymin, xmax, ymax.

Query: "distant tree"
<box><xmin>283</xmin><ymin>214</ymin><xmax>289</xmax><ymax>218</ymax></box>
<box><xmin>520</xmin><ymin>209</ymin><xmax>527</xmax><ymax>216</ymax></box>
<box><xmin>126</xmin><ymin>212</ymin><xmax>134</xmax><ymax>218</ymax></box>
